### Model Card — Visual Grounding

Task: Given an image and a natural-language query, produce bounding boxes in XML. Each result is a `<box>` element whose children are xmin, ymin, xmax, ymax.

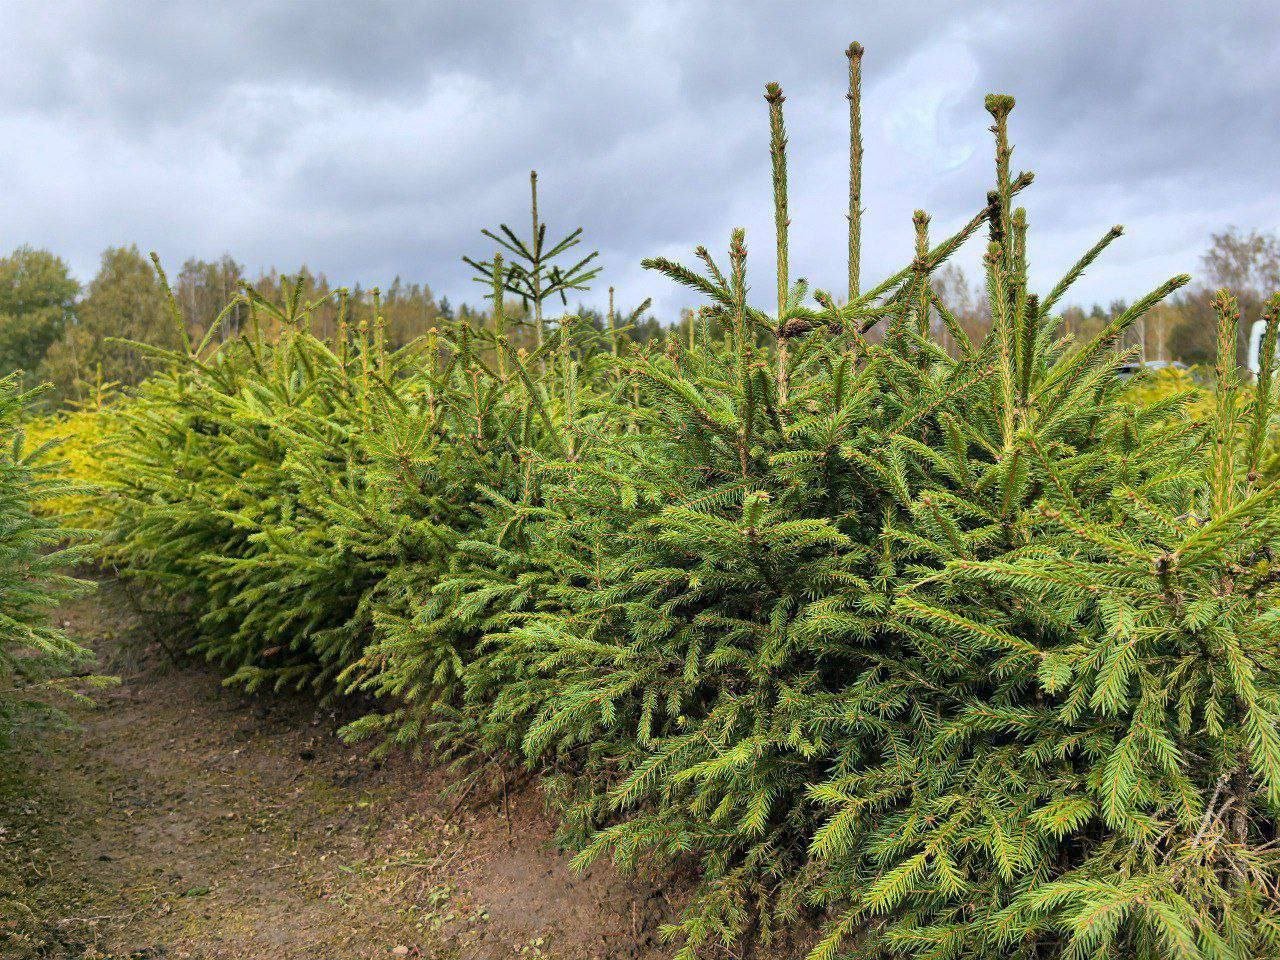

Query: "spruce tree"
<box><xmin>464</xmin><ymin>170</ymin><xmax>602</xmax><ymax>356</ymax></box>
<box><xmin>0</xmin><ymin>375</ymin><xmax>90</xmax><ymax>744</ymax></box>
<box><xmin>90</xmin><ymin>42</ymin><xmax>1280</xmax><ymax>960</ymax></box>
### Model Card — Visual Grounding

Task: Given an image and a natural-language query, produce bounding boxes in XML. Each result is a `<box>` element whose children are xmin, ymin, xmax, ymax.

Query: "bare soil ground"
<box><xmin>0</xmin><ymin>582</ymin><xmax>673</xmax><ymax>960</ymax></box>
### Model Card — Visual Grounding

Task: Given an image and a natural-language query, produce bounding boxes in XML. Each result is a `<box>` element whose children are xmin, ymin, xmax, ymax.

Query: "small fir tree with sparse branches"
<box><xmin>464</xmin><ymin>170</ymin><xmax>602</xmax><ymax>355</ymax></box>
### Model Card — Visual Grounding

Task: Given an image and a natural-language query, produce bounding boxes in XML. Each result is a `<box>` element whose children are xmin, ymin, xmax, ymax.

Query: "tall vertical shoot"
<box><xmin>765</xmin><ymin>82</ymin><xmax>790</xmax><ymax>403</ymax></box>
<box><xmin>847</xmin><ymin>42</ymin><xmax>864</xmax><ymax>302</ymax></box>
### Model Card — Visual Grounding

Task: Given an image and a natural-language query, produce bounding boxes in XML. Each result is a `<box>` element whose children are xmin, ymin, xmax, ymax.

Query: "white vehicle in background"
<box><xmin>1248</xmin><ymin>318</ymin><xmax>1277</xmax><ymax>377</ymax></box>
<box><xmin>1114</xmin><ymin>359</ymin><xmax>1188</xmax><ymax>381</ymax></box>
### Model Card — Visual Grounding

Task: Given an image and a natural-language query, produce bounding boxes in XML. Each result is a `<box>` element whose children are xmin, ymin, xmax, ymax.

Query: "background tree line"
<box><xmin>0</xmin><ymin>244</ymin><xmax>665</xmax><ymax>409</ymax></box>
<box><xmin>1</xmin><ymin>227</ymin><xmax>1273</xmax><ymax>409</ymax></box>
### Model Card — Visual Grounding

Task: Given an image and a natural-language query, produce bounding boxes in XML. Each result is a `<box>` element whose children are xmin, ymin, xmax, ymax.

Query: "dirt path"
<box><xmin>0</xmin><ymin>582</ymin><xmax>672</xmax><ymax>960</ymax></box>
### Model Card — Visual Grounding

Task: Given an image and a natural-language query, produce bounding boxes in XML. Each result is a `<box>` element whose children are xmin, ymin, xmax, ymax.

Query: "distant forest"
<box><xmin>1</xmin><ymin>226</ymin><xmax>1276</xmax><ymax>408</ymax></box>
<box><xmin>0</xmin><ymin>245</ymin><xmax>666</xmax><ymax>408</ymax></box>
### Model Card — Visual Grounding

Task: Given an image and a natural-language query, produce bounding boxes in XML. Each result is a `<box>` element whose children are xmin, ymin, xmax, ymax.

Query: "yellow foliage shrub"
<box><xmin>1122</xmin><ymin>364</ymin><xmax>1212</xmax><ymax>413</ymax></box>
<box><xmin>21</xmin><ymin>400</ymin><xmax>118</xmax><ymax>531</ymax></box>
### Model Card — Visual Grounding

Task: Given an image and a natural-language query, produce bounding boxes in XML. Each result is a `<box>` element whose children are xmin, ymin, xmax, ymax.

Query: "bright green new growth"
<box><xmin>96</xmin><ymin>44</ymin><xmax>1280</xmax><ymax>960</ymax></box>
<box><xmin>0</xmin><ymin>375</ymin><xmax>91</xmax><ymax>745</ymax></box>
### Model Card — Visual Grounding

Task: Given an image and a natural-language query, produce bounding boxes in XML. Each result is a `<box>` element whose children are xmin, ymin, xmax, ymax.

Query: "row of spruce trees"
<box><xmin>89</xmin><ymin>45</ymin><xmax>1280</xmax><ymax>959</ymax></box>
<box><xmin>0</xmin><ymin>375</ymin><xmax>88</xmax><ymax>745</ymax></box>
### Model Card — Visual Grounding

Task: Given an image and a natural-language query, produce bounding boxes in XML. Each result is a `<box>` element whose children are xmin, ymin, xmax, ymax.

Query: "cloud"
<box><xmin>881</xmin><ymin>41</ymin><xmax>978</xmax><ymax>175</ymax></box>
<box><xmin>0</xmin><ymin>1</ymin><xmax>1276</xmax><ymax>318</ymax></box>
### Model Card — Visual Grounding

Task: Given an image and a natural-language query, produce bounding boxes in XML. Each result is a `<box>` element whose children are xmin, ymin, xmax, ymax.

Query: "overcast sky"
<box><xmin>2</xmin><ymin>1</ymin><xmax>1278</xmax><ymax>318</ymax></box>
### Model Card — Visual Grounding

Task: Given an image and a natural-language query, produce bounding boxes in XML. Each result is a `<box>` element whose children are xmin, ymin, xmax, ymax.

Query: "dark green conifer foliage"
<box><xmin>433</xmin><ymin>58</ymin><xmax>1277</xmax><ymax>960</ymax></box>
<box><xmin>0</xmin><ymin>376</ymin><xmax>91</xmax><ymax>744</ymax></box>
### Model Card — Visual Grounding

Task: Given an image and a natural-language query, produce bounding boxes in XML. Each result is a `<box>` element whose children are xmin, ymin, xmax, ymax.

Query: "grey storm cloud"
<box><xmin>0</xmin><ymin>0</ymin><xmax>1277</xmax><ymax>317</ymax></box>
